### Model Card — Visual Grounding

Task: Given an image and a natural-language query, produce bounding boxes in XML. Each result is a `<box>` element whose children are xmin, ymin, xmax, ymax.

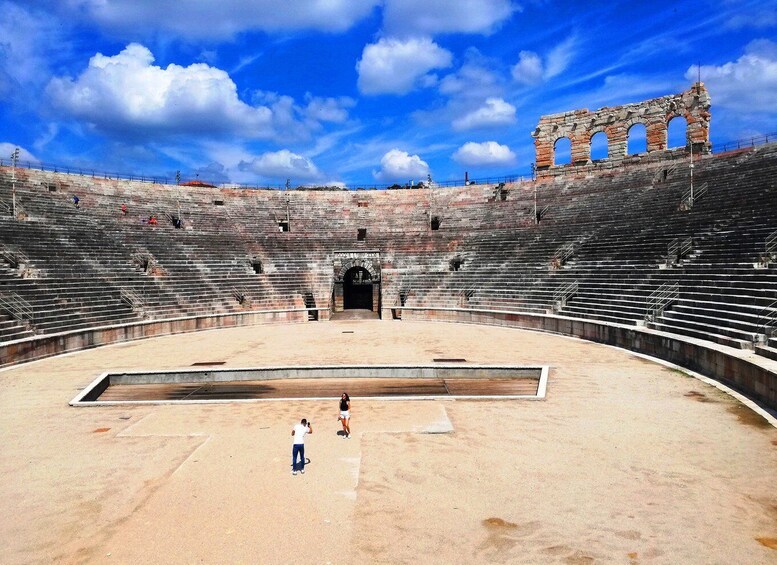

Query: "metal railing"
<box><xmin>645</xmin><ymin>282</ymin><xmax>679</xmax><ymax>322</ymax></box>
<box><xmin>553</xmin><ymin>242</ymin><xmax>575</xmax><ymax>265</ymax></box>
<box><xmin>668</xmin><ymin>237</ymin><xmax>693</xmax><ymax>265</ymax></box>
<box><xmin>461</xmin><ymin>288</ymin><xmax>475</xmax><ymax>303</ymax></box>
<box><xmin>681</xmin><ymin>181</ymin><xmax>708</xmax><ymax>209</ymax></box>
<box><xmin>0</xmin><ymin>247</ymin><xmax>29</xmax><ymax>269</ymax></box>
<box><xmin>680</xmin><ymin>236</ymin><xmax>693</xmax><ymax>258</ymax></box>
<box><xmin>552</xmin><ymin>280</ymin><xmax>578</xmax><ymax>309</ymax></box>
<box><xmin>0</xmin><ymin>291</ymin><xmax>34</xmax><ymax>323</ymax></box>
<box><xmin>766</xmin><ymin>230</ymin><xmax>777</xmax><ymax>260</ymax></box>
<box><xmin>231</xmin><ymin>286</ymin><xmax>249</xmax><ymax>305</ymax></box>
<box><xmin>715</xmin><ymin>132</ymin><xmax>775</xmax><ymax>153</ymax></box>
<box><xmin>757</xmin><ymin>300</ymin><xmax>777</xmax><ymax>339</ymax></box>
<box><xmin>667</xmin><ymin>239</ymin><xmax>679</xmax><ymax>265</ymax></box>
<box><xmin>120</xmin><ymin>288</ymin><xmax>145</xmax><ymax>310</ymax></box>
<box><xmin>0</xmin><ymin>132</ymin><xmax>773</xmax><ymax>192</ymax></box>
<box><xmin>0</xmin><ymin>156</ymin><xmax>533</xmax><ymax>192</ymax></box>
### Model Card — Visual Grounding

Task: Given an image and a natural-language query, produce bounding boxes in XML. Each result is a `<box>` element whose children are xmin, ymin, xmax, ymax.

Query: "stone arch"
<box><xmin>590</xmin><ymin>130</ymin><xmax>609</xmax><ymax>161</ymax></box>
<box><xmin>342</xmin><ymin>266</ymin><xmax>374</xmax><ymax>310</ymax></box>
<box><xmin>626</xmin><ymin>122</ymin><xmax>647</xmax><ymax>155</ymax></box>
<box><xmin>337</xmin><ymin>259</ymin><xmax>379</xmax><ymax>282</ymax></box>
<box><xmin>332</xmin><ymin>251</ymin><xmax>381</xmax><ymax>314</ymax></box>
<box><xmin>553</xmin><ymin>137</ymin><xmax>572</xmax><ymax>165</ymax></box>
<box><xmin>667</xmin><ymin>115</ymin><xmax>689</xmax><ymax>149</ymax></box>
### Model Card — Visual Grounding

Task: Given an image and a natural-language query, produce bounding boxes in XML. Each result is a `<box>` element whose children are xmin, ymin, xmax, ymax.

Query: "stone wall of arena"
<box><xmin>391</xmin><ymin>307</ymin><xmax>776</xmax><ymax>411</ymax></box>
<box><xmin>0</xmin><ymin>308</ymin><xmax>315</xmax><ymax>367</ymax></box>
<box><xmin>532</xmin><ymin>83</ymin><xmax>711</xmax><ymax>175</ymax></box>
<box><xmin>1</xmin><ymin>307</ymin><xmax>774</xmax><ymax>412</ymax></box>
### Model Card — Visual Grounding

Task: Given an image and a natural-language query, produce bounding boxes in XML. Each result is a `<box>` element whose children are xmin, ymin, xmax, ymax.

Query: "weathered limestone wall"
<box><xmin>532</xmin><ymin>83</ymin><xmax>711</xmax><ymax>174</ymax></box>
<box><xmin>397</xmin><ymin>307</ymin><xmax>776</xmax><ymax>411</ymax></box>
<box><xmin>0</xmin><ymin>308</ymin><xmax>310</xmax><ymax>367</ymax></box>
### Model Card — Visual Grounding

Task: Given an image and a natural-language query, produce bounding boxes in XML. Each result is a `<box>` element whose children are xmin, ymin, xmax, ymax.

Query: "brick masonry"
<box><xmin>532</xmin><ymin>83</ymin><xmax>711</xmax><ymax>174</ymax></box>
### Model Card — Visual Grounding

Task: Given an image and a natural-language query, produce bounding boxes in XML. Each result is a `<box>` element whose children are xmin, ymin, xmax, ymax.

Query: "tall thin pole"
<box><xmin>11</xmin><ymin>147</ymin><xmax>19</xmax><ymax>219</ymax></box>
<box><xmin>175</xmin><ymin>171</ymin><xmax>181</xmax><ymax>220</ymax></box>
<box><xmin>689</xmin><ymin>141</ymin><xmax>694</xmax><ymax>206</ymax></box>
<box><xmin>427</xmin><ymin>174</ymin><xmax>433</xmax><ymax>230</ymax></box>
<box><xmin>697</xmin><ymin>62</ymin><xmax>701</xmax><ymax>90</ymax></box>
<box><xmin>532</xmin><ymin>163</ymin><xmax>538</xmax><ymax>224</ymax></box>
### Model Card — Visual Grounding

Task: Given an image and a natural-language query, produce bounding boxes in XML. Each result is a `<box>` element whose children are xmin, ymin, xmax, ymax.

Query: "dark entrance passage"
<box><xmin>343</xmin><ymin>266</ymin><xmax>373</xmax><ymax>310</ymax></box>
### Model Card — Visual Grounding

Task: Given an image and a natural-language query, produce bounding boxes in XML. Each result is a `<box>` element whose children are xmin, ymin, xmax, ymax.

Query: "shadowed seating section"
<box><xmin>0</xmin><ymin>143</ymin><xmax>775</xmax><ymax>360</ymax></box>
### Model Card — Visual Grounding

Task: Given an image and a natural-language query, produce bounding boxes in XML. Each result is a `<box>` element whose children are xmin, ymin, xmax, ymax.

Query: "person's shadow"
<box><xmin>336</xmin><ymin>430</ymin><xmax>348</xmax><ymax>437</ymax></box>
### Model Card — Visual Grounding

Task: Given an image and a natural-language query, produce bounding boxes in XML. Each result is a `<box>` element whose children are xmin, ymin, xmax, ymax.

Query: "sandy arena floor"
<box><xmin>1</xmin><ymin>319</ymin><xmax>776</xmax><ymax>564</ymax></box>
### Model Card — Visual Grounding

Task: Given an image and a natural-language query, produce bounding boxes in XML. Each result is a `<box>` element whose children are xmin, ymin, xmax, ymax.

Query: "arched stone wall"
<box><xmin>532</xmin><ymin>83</ymin><xmax>711</xmax><ymax>174</ymax></box>
<box><xmin>336</xmin><ymin>259</ymin><xmax>380</xmax><ymax>282</ymax></box>
<box><xmin>332</xmin><ymin>251</ymin><xmax>381</xmax><ymax>313</ymax></box>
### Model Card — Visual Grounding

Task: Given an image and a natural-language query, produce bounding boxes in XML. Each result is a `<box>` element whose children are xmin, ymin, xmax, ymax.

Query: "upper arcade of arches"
<box><xmin>532</xmin><ymin>83</ymin><xmax>711</xmax><ymax>176</ymax></box>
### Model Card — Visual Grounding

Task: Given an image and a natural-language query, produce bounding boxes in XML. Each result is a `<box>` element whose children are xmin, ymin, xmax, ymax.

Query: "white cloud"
<box><xmin>0</xmin><ymin>2</ymin><xmax>66</xmax><ymax>98</ymax></box>
<box><xmin>690</xmin><ymin>39</ymin><xmax>777</xmax><ymax>113</ymax></box>
<box><xmin>303</xmin><ymin>94</ymin><xmax>355</xmax><ymax>123</ymax></box>
<box><xmin>47</xmin><ymin>44</ymin><xmax>275</xmax><ymax>139</ymax></box>
<box><xmin>511</xmin><ymin>51</ymin><xmax>544</xmax><ymax>85</ymax></box>
<box><xmin>70</xmin><ymin>0</ymin><xmax>381</xmax><ymax>38</ymax></box>
<box><xmin>545</xmin><ymin>36</ymin><xmax>577</xmax><ymax>78</ymax></box>
<box><xmin>511</xmin><ymin>36</ymin><xmax>577</xmax><ymax>85</ymax></box>
<box><xmin>357</xmin><ymin>37</ymin><xmax>452</xmax><ymax>95</ymax></box>
<box><xmin>724</xmin><ymin>8</ymin><xmax>777</xmax><ymax>30</ymax></box>
<box><xmin>0</xmin><ymin>143</ymin><xmax>37</xmax><ymax>163</ymax></box>
<box><xmin>382</xmin><ymin>0</ymin><xmax>516</xmax><ymax>36</ymax></box>
<box><xmin>239</xmin><ymin>149</ymin><xmax>321</xmax><ymax>181</ymax></box>
<box><xmin>439</xmin><ymin>50</ymin><xmax>503</xmax><ymax>100</ymax></box>
<box><xmin>451</xmin><ymin>97</ymin><xmax>516</xmax><ymax>131</ymax></box>
<box><xmin>453</xmin><ymin>141</ymin><xmax>515</xmax><ymax>166</ymax></box>
<box><xmin>302</xmin><ymin>180</ymin><xmax>347</xmax><ymax>189</ymax></box>
<box><xmin>33</xmin><ymin>123</ymin><xmax>59</xmax><ymax>152</ymax></box>
<box><xmin>561</xmin><ymin>74</ymin><xmax>673</xmax><ymax>111</ymax></box>
<box><xmin>46</xmin><ymin>43</ymin><xmax>350</xmax><ymax>142</ymax></box>
<box><xmin>373</xmin><ymin>149</ymin><xmax>430</xmax><ymax>181</ymax></box>
<box><xmin>193</xmin><ymin>161</ymin><xmax>231</xmax><ymax>184</ymax></box>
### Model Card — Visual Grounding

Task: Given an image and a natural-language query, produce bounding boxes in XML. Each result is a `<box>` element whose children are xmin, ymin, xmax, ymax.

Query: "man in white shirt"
<box><xmin>291</xmin><ymin>418</ymin><xmax>312</xmax><ymax>475</ymax></box>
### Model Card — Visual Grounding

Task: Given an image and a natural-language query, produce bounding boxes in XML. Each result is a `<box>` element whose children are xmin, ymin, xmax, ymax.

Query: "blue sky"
<box><xmin>1</xmin><ymin>0</ymin><xmax>776</xmax><ymax>187</ymax></box>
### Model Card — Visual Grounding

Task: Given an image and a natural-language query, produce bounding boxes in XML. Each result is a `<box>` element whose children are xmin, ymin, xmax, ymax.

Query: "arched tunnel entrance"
<box><xmin>343</xmin><ymin>266</ymin><xmax>373</xmax><ymax>310</ymax></box>
<box><xmin>332</xmin><ymin>252</ymin><xmax>381</xmax><ymax>316</ymax></box>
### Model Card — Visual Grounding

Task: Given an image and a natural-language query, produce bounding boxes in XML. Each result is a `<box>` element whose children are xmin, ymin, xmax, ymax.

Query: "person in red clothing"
<box><xmin>121</xmin><ymin>203</ymin><xmax>127</xmax><ymax>215</ymax></box>
<box><xmin>148</xmin><ymin>215</ymin><xmax>158</xmax><ymax>225</ymax></box>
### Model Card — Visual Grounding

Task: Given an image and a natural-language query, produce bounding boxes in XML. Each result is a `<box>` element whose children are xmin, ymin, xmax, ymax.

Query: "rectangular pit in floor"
<box><xmin>70</xmin><ymin>365</ymin><xmax>549</xmax><ymax>405</ymax></box>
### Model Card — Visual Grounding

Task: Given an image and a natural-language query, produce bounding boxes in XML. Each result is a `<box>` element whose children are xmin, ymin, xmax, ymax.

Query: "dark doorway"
<box><xmin>343</xmin><ymin>266</ymin><xmax>373</xmax><ymax>310</ymax></box>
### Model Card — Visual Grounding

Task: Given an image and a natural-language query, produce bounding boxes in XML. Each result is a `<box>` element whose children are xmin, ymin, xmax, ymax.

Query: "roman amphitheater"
<box><xmin>1</xmin><ymin>84</ymin><xmax>776</xmax><ymax>564</ymax></box>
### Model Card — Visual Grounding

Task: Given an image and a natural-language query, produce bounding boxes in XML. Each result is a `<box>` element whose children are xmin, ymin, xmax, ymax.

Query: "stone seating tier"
<box><xmin>0</xmin><ymin>143</ymin><xmax>775</xmax><ymax>348</ymax></box>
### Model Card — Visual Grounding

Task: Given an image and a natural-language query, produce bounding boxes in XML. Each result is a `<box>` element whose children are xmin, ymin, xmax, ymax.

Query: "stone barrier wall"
<box><xmin>397</xmin><ymin>307</ymin><xmax>777</xmax><ymax>411</ymax></box>
<box><xmin>0</xmin><ymin>308</ymin><xmax>311</xmax><ymax>367</ymax></box>
<box><xmin>2</xmin><ymin>306</ymin><xmax>774</xmax><ymax>411</ymax></box>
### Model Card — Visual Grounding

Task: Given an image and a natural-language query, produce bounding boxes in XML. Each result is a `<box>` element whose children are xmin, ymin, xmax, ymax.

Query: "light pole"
<box><xmin>285</xmin><ymin>197</ymin><xmax>291</xmax><ymax>232</ymax></box>
<box><xmin>11</xmin><ymin>147</ymin><xmax>19</xmax><ymax>219</ymax></box>
<box><xmin>175</xmin><ymin>170</ymin><xmax>181</xmax><ymax>219</ymax></box>
<box><xmin>689</xmin><ymin>141</ymin><xmax>694</xmax><ymax>207</ymax></box>
<box><xmin>531</xmin><ymin>163</ymin><xmax>538</xmax><ymax>224</ymax></box>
